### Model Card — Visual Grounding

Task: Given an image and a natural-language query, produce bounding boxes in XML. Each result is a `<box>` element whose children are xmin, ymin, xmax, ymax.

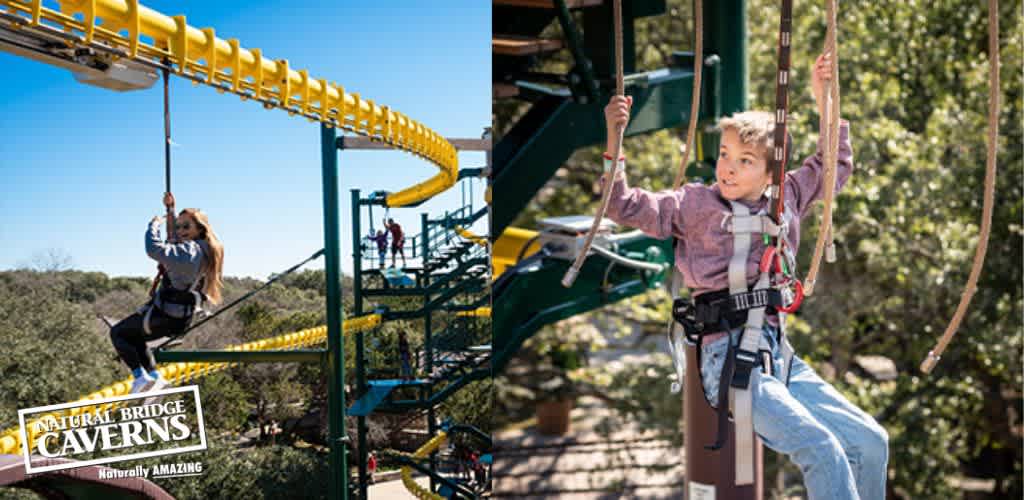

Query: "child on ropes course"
<box><xmin>385</xmin><ymin>218</ymin><xmax>407</xmax><ymax>268</ymax></box>
<box><xmin>599</xmin><ymin>52</ymin><xmax>888</xmax><ymax>499</ymax></box>
<box><xmin>110</xmin><ymin>192</ymin><xmax>224</xmax><ymax>394</ymax></box>
<box><xmin>370</xmin><ymin>229</ymin><xmax>388</xmax><ymax>269</ymax></box>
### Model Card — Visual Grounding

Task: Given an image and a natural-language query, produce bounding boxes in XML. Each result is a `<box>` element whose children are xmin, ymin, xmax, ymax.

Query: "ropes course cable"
<box><xmin>673</xmin><ymin>0</ymin><xmax>703</xmax><ymax>191</ymax></box>
<box><xmin>803</xmin><ymin>0</ymin><xmax>841</xmax><ymax>296</ymax></box>
<box><xmin>920</xmin><ymin>0</ymin><xmax>1000</xmax><ymax>374</ymax></box>
<box><xmin>562</xmin><ymin>0</ymin><xmax>624</xmax><ymax>288</ymax></box>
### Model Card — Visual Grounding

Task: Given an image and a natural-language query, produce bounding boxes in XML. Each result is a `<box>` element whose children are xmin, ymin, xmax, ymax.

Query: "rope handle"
<box><xmin>804</xmin><ymin>0</ymin><xmax>841</xmax><ymax>296</ymax></box>
<box><xmin>920</xmin><ymin>0</ymin><xmax>999</xmax><ymax>374</ymax></box>
<box><xmin>562</xmin><ymin>0</ymin><xmax>625</xmax><ymax>288</ymax></box>
<box><xmin>673</xmin><ymin>0</ymin><xmax>703</xmax><ymax>191</ymax></box>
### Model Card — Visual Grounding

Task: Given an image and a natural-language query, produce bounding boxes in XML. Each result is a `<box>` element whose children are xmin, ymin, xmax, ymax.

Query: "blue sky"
<box><xmin>0</xmin><ymin>1</ymin><xmax>491</xmax><ymax>279</ymax></box>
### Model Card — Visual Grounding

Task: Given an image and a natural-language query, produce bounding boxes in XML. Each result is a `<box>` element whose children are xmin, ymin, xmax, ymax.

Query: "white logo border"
<box><xmin>18</xmin><ymin>385</ymin><xmax>207</xmax><ymax>474</ymax></box>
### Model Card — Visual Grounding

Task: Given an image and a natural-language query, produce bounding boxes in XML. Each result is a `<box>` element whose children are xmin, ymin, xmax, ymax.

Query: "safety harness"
<box><xmin>143</xmin><ymin>273</ymin><xmax>206</xmax><ymax>335</ymax></box>
<box><xmin>670</xmin><ymin>202</ymin><xmax>801</xmax><ymax>485</ymax></box>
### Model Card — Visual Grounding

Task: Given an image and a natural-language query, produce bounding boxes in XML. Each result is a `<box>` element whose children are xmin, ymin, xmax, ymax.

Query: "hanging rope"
<box><xmin>673</xmin><ymin>0</ymin><xmax>703</xmax><ymax>190</ymax></box>
<box><xmin>803</xmin><ymin>0</ymin><xmax>842</xmax><ymax>296</ymax></box>
<box><xmin>148</xmin><ymin>65</ymin><xmax>173</xmax><ymax>298</ymax></box>
<box><xmin>768</xmin><ymin>0</ymin><xmax>794</xmax><ymax>234</ymax></box>
<box><xmin>920</xmin><ymin>0</ymin><xmax>1000</xmax><ymax>374</ymax></box>
<box><xmin>562</xmin><ymin>0</ymin><xmax>625</xmax><ymax>288</ymax></box>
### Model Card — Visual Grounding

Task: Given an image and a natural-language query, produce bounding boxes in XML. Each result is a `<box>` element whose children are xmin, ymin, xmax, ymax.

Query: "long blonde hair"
<box><xmin>180</xmin><ymin>208</ymin><xmax>224</xmax><ymax>304</ymax></box>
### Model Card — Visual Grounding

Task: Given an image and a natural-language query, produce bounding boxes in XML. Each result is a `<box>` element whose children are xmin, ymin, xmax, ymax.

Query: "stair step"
<box><xmin>493</xmin><ymin>0</ymin><xmax>602</xmax><ymax>8</ymax></box>
<box><xmin>493</xmin><ymin>35</ymin><xmax>564</xmax><ymax>56</ymax></box>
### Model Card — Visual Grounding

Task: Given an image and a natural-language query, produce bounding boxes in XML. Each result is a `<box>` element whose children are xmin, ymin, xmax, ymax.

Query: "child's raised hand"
<box><xmin>811</xmin><ymin>52</ymin><xmax>833</xmax><ymax>114</ymax></box>
<box><xmin>605</xmin><ymin>95</ymin><xmax>633</xmax><ymax>152</ymax></box>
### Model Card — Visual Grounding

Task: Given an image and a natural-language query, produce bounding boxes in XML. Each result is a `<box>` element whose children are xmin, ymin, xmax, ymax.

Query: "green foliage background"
<box><xmin>0</xmin><ymin>268</ymin><xmax>488</xmax><ymax>498</ymax></box>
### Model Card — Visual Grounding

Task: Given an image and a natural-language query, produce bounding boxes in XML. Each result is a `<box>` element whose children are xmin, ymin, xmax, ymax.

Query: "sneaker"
<box><xmin>146</xmin><ymin>375</ymin><xmax>169</xmax><ymax>393</ymax></box>
<box><xmin>130</xmin><ymin>375</ymin><xmax>154</xmax><ymax>394</ymax></box>
<box><xmin>141</xmin><ymin>376</ymin><xmax>170</xmax><ymax>405</ymax></box>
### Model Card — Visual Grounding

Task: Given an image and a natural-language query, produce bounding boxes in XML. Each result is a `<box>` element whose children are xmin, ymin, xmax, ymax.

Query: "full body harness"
<box><xmin>666</xmin><ymin>0</ymin><xmax>807</xmax><ymax>486</ymax></box>
<box><xmin>670</xmin><ymin>202</ymin><xmax>801</xmax><ymax>484</ymax></box>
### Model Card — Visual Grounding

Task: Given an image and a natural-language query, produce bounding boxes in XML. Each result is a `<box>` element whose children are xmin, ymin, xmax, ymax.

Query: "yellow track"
<box><xmin>401</xmin><ymin>430</ymin><xmax>448</xmax><ymax>500</ymax></box>
<box><xmin>454</xmin><ymin>226</ymin><xmax>488</xmax><ymax>248</ymax></box>
<box><xmin>0</xmin><ymin>313</ymin><xmax>381</xmax><ymax>456</ymax></box>
<box><xmin>0</xmin><ymin>0</ymin><xmax>457</xmax><ymax>207</ymax></box>
<box><xmin>492</xmin><ymin>226</ymin><xmax>540</xmax><ymax>277</ymax></box>
<box><xmin>454</xmin><ymin>306</ymin><xmax>490</xmax><ymax>318</ymax></box>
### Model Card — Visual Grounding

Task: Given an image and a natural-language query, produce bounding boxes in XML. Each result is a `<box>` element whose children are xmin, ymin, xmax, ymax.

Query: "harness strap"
<box><xmin>142</xmin><ymin>304</ymin><xmax>155</xmax><ymax>335</ymax></box>
<box><xmin>666</xmin><ymin>267</ymin><xmax>688</xmax><ymax>393</ymax></box>
<box><xmin>724</xmin><ymin>213</ymin><xmax>783</xmax><ymax>237</ymax></box>
<box><xmin>727</xmin><ymin>201</ymin><xmax>772</xmax><ymax>486</ymax></box>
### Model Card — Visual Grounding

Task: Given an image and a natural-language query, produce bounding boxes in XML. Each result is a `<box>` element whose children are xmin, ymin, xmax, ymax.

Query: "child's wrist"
<box><xmin>602</xmin><ymin>152</ymin><xmax>625</xmax><ymax>173</ymax></box>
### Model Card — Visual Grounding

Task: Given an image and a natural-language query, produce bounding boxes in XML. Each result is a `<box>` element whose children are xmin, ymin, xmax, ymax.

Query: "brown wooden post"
<box><xmin>684</xmin><ymin>343</ymin><xmax>762</xmax><ymax>498</ymax></box>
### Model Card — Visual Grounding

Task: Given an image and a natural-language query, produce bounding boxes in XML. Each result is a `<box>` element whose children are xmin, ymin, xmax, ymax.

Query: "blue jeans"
<box><xmin>699</xmin><ymin>326</ymin><xmax>889</xmax><ymax>500</ymax></box>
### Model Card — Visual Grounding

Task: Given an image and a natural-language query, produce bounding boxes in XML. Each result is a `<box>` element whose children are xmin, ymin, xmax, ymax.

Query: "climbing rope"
<box><xmin>562</xmin><ymin>0</ymin><xmax>625</xmax><ymax>288</ymax></box>
<box><xmin>665</xmin><ymin>0</ymin><xmax>706</xmax><ymax>392</ymax></box>
<box><xmin>803</xmin><ymin>0</ymin><xmax>841</xmax><ymax>296</ymax></box>
<box><xmin>920</xmin><ymin>0</ymin><xmax>1000</xmax><ymax>373</ymax></box>
<box><xmin>673</xmin><ymin>0</ymin><xmax>703</xmax><ymax>191</ymax></box>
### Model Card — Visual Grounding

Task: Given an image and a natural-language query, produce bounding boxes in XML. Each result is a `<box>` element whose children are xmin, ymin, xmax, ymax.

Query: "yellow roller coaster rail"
<box><xmin>0</xmin><ymin>313</ymin><xmax>382</xmax><ymax>457</ymax></box>
<box><xmin>401</xmin><ymin>430</ymin><xmax>448</xmax><ymax>500</ymax></box>
<box><xmin>455</xmin><ymin>306</ymin><xmax>491</xmax><ymax>318</ymax></box>
<box><xmin>0</xmin><ymin>0</ymin><xmax>457</xmax><ymax>207</ymax></box>
<box><xmin>492</xmin><ymin>226</ymin><xmax>540</xmax><ymax>277</ymax></box>
<box><xmin>454</xmin><ymin>226</ymin><xmax>488</xmax><ymax>248</ymax></box>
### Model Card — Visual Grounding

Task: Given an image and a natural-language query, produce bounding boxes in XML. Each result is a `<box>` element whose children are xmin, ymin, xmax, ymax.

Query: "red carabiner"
<box><xmin>759</xmin><ymin>245</ymin><xmax>785</xmax><ymax>274</ymax></box>
<box><xmin>759</xmin><ymin>246</ymin><xmax>776</xmax><ymax>273</ymax></box>
<box><xmin>777</xmin><ymin>279</ymin><xmax>804</xmax><ymax>313</ymax></box>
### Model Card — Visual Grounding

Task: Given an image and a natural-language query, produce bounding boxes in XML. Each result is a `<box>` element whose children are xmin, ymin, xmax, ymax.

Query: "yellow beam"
<box><xmin>0</xmin><ymin>313</ymin><xmax>382</xmax><ymax>456</ymax></box>
<box><xmin>1</xmin><ymin>0</ymin><xmax>457</xmax><ymax>206</ymax></box>
<box><xmin>492</xmin><ymin>226</ymin><xmax>540</xmax><ymax>277</ymax></box>
<box><xmin>455</xmin><ymin>226</ymin><xmax>488</xmax><ymax>247</ymax></box>
<box><xmin>401</xmin><ymin>430</ymin><xmax>448</xmax><ymax>500</ymax></box>
<box><xmin>455</xmin><ymin>306</ymin><xmax>491</xmax><ymax>318</ymax></box>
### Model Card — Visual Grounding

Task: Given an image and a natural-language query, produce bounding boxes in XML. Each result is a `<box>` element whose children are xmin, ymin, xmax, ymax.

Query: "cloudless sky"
<box><xmin>0</xmin><ymin>1</ymin><xmax>491</xmax><ymax>279</ymax></box>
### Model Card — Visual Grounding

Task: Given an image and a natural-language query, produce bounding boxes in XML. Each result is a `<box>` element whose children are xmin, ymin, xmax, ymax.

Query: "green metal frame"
<box><xmin>348</xmin><ymin>181</ymin><xmax>490</xmax><ymax>498</ymax></box>
<box><xmin>492</xmin><ymin>63</ymin><xmax>719</xmax><ymax>236</ymax></box>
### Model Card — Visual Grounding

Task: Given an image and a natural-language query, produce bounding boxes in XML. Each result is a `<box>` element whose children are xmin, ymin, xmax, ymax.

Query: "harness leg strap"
<box><xmin>707</xmin><ymin>319</ymin><xmax>736</xmax><ymax>452</ymax></box>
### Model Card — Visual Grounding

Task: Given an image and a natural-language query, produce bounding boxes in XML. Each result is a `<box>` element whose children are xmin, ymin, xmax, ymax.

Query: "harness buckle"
<box><xmin>730</xmin><ymin>349</ymin><xmax>758</xmax><ymax>389</ymax></box>
<box><xmin>671</xmin><ymin>297</ymin><xmax>704</xmax><ymax>342</ymax></box>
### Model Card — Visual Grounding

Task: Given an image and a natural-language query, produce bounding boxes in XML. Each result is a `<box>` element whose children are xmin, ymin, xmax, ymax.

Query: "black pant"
<box><xmin>109</xmin><ymin>305</ymin><xmax>190</xmax><ymax>372</ymax></box>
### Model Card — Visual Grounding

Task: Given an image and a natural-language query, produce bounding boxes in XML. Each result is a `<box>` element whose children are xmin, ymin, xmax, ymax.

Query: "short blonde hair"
<box><xmin>716</xmin><ymin>111</ymin><xmax>791</xmax><ymax>167</ymax></box>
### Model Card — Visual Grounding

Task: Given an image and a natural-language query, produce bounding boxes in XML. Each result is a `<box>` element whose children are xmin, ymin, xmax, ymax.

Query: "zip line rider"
<box><xmin>109</xmin><ymin>192</ymin><xmax>224</xmax><ymax>394</ymax></box>
<box><xmin>599</xmin><ymin>52</ymin><xmax>888</xmax><ymax>499</ymax></box>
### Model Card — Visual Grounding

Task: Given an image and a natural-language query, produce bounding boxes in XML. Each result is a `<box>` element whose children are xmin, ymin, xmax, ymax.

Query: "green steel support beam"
<box><xmin>350</xmin><ymin>189</ymin><xmax>369</xmax><ymax>500</ymax></box>
<box><xmin>492</xmin><ymin>235</ymin><xmax>671</xmax><ymax>373</ymax></box>
<box><xmin>321</xmin><ymin>125</ymin><xmax>348</xmax><ymax>500</ymax></box>
<box><xmin>377</xmin><ymin>367</ymin><xmax>489</xmax><ymax>413</ymax></box>
<box><xmin>421</xmin><ymin>211</ymin><xmax>438</xmax><ymax>494</ymax></box>
<box><xmin>493</xmin><ymin>65</ymin><xmax>715</xmax><ymax>236</ymax></box>
<box><xmin>704</xmin><ymin>0</ymin><xmax>747</xmax><ymax>114</ymax></box>
<box><xmin>154</xmin><ymin>350</ymin><xmax>325</xmax><ymax>364</ymax></box>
